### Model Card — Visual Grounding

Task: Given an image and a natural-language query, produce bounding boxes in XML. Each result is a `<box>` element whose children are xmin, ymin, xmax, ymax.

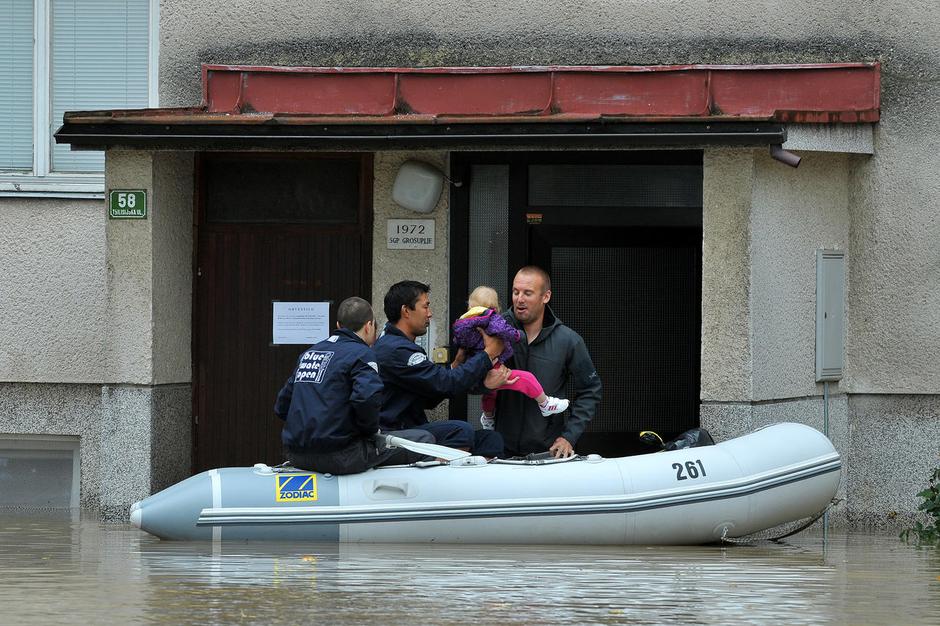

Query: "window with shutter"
<box><xmin>0</xmin><ymin>0</ymin><xmax>155</xmax><ymax>195</ymax></box>
<box><xmin>0</xmin><ymin>0</ymin><xmax>34</xmax><ymax>171</ymax></box>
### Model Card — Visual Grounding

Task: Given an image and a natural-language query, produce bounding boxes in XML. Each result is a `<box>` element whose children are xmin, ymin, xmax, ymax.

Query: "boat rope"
<box><xmin>490</xmin><ymin>454</ymin><xmax>586</xmax><ymax>466</ymax></box>
<box><xmin>720</xmin><ymin>497</ymin><xmax>843</xmax><ymax>544</ymax></box>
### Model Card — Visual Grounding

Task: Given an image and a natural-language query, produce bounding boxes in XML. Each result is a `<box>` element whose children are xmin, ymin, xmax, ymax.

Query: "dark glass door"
<box><xmin>450</xmin><ymin>152</ymin><xmax>703</xmax><ymax>457</ymax></box>
<box><xmin>529</xmin><ymin>225</ymin><xmax>702</xmax><ymax>456</ymax></box>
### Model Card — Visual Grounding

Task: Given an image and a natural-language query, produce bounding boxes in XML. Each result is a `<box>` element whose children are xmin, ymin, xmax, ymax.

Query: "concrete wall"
<box><xmin>700</xmin><ymin>149</ymin><xmax>754</xmax><ymax>404</ymax></box>
<box><xmin>0</xmin><ymin>150</ymin><xmax>194</xmax><ymax>515</ymax></box>
<box><xmin>846</xmin><ymin>113</ymin><xmax>940</xmax><ymax>394</ymax></box>
<box><xmin>750</xmin><ymin>151</ymin><xmax>851</xmax><ymax>401</ymax></box>
<box><xmin>104</xmin><ymin>151</ymin><xmax>155</xmax><ymax>384</ymax></box>
<box><xmin>0</xmin><ymin>198</ymin><xmax>107</xmax><ymax>382</ymax></box>
<box><xmin>103</xmin><ymin>150</ymin><xmax>194</xmax><ymax>386</ymax></box>
<box><xmin>701</xmin><ymin>143</ymin><xmax>940</xmax><ymax>529</ymax></box>
<box><xmin>97</xmin><ymin>150</ymin><xmax>195</xmax><ymax>517</ymax></box>
<box><xmin>151</xmin><ymin>153</ymin><xmax>195</xmax><ymax>385</ymax></box>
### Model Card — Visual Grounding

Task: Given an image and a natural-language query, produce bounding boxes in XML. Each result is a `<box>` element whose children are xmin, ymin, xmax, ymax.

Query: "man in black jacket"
<box><xmin>274</xmin><ymin>297</ymin><xmax>433</xmax><ymax>474</ymax></box>
<box><xmin>495</xmin><ymin>266</ymin><xmax>602</xmax><ymax>458</ymax></box>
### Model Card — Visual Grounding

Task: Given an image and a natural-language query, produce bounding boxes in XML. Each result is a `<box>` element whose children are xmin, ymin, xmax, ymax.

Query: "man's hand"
<box><xmin>480</xmin><ymin>330</ymin><xmax>505</xmax><ymax>362</ymax></box>
<box><xmin>483</xmin><ymin>365</ymin><xmax>518</xmax><ymax>390</ymax></box>
<box><xmin>450</xmin><ymin>347</ymin><xmax>467</xmax><ymax>369</ymax></box>
<box><xmin>549</xmin><ymin>437</ymin><xmax>574</xmax><ymax>459</ymax></box>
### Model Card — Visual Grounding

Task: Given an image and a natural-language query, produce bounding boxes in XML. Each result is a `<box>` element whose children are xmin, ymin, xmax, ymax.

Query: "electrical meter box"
<box><xmin>816</xmin><ymin>249</ymin><xmax>845</xmax><ymax>382</ymax></box>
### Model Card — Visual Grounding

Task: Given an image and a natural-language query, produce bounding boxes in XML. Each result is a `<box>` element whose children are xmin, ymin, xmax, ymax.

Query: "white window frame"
<box><xmin>0</xmin><ymin>0</ymin><xmax>159</xmax><ymax>199</ymax></box>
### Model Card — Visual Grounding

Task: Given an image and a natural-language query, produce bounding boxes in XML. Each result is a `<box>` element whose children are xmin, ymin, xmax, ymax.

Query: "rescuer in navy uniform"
<box><xmin>373</xmin><ymin>281</ymin><xmax>510</xmax><ymax>457</ymax></box>
<box><xmin>274</xmin><ymin>296</ymin><xmax>434</xmax><ymax>474</ymax></box>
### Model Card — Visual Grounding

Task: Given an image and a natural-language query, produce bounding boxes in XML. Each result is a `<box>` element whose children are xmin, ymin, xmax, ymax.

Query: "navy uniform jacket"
<box><xmin>373</xmin><ymin>323</ymin><xmax>492</xmax><ymax>430</ymax></box>
<box><xmin>274</xmin><ymin>329</ymin><xmax>383</xmax><ymax>453</ymax></box>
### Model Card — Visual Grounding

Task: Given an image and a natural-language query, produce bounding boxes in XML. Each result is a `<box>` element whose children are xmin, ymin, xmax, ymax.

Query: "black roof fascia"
<box><xmin>55</xmin><ymin>121</ymin><xmax>786</xmax><ymax>151</ymax></box>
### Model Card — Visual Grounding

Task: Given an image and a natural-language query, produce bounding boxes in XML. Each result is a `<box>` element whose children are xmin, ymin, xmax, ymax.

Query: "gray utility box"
<box><xmin>816</xmin><ymin>249</ymin><xmax>845</xmax><ymax>382</ymax></box>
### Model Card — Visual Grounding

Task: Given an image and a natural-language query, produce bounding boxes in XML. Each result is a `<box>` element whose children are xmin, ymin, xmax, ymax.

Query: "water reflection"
<box><xmin>0</xmin><ymin>509</ymin><xmax>938</xmax><ymax>624</ymax></box>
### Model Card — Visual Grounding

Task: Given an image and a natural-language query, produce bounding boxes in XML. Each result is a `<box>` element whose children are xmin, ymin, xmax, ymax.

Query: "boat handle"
<box><xmin>370</xmin><ymin>481</ymin><xmax>412</xmax><ymax>497</ymax></box>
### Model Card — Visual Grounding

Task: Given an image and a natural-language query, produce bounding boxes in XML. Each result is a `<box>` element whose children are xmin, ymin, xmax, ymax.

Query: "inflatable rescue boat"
<box><xmin>130</xmin><ymin>422</ymin><xmax>840</xmax><ymax>544</ymax></box>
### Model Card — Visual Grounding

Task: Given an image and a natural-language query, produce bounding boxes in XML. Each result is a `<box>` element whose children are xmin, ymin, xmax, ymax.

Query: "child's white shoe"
<box><xmin>480</xmin><ymin>412</ymin><xmax>495</xmax><ymax>430</ymax></box>
<box><xmin>539</xmin><ymin>396</ymin><xmax>569</xmax><ymax>417</ymax></box>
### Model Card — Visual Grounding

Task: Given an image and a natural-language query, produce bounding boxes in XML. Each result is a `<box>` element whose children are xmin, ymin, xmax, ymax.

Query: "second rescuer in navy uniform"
<box><xmin>374</xmin><ymin>280</ymin><xmax>510</xmax><ymax>457</ymax></box>
<box><xmin>274</xmin><ymin>297</ymin><xmax>434</xmax><ymax>474</ymax></box>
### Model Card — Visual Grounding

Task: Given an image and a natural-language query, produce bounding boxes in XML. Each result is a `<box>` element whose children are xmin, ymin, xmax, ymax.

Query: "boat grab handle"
<box><xmin>369</xmin><ymin>480</ymin><xmax>414</xmax><ymax>498</ymax></box>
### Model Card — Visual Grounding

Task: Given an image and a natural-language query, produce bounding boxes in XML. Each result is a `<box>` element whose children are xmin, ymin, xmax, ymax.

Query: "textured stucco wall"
<box><xmin>104</xmin><ymin>151</ymin><xmax>155</xmax><ymax>384</ymax></box>
<box><xmin>701</xmin><ymin>149</ymin><xmax>753</xmax><ymax>402</ymax></box>
<box><xmin>102</xmin><ymin>150</ymin><xmax>195</xmax><ymax>386</ymax></box>
<box><xmin>845</xmin><ymin>394</ymin><xmax>940</xmax><ymax>529</ymax></box>
<box><xmin>98</xmin><ymin>383</ymin><xmax>192</xmax><ymax>519</ymax></box>
<box><xmin>845</xmin><ymin>121</ymin><xmax>940</xmax><ymax>394</ymax></box>
<box><xmin>750</xmin><ymin>151</ymin><xmax>851</xmax><ymax>401</ymax></box>
<box><xmin>151</xmin><ymin>152</ymin><xmax>194</xmax><ymax>385</ymax></box>
<box><xmin>0</xmin><ymin>198</ymin><xmax>106</xmax><ymax>382</ymax></box>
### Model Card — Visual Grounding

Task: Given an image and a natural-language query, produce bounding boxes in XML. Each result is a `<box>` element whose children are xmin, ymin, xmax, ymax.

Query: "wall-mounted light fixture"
<box><xmin>770</xmin><ymin>144</ymin><xmax>802</xmax><ymax>168</ymax></box>
<box><xmin>392</xmin><ymin>160</ymin><xmax>454</xmax><ymax>213</ymax></box>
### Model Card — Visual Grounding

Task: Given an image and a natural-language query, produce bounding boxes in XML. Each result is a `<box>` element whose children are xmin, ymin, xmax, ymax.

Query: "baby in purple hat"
<box><xmin>452</xmin><ymin>286</ymin><xmax>569</xmax><ymax>429</ymax></box>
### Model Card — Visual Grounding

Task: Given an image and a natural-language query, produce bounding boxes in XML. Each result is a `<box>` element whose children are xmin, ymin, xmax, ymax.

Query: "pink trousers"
<box><xmin>481</xmin><ymin>364</ymin><xmax>543</xmax><ymax>414</ymax></box>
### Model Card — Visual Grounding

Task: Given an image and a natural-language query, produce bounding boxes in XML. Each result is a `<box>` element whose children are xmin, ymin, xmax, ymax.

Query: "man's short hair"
<box><xmin>337</xmin><ymin>297</ymin><xmax>374</xmax><ymax>332</ymax></box>
<box><xmin>384</xmin><ymin>280</ymin><xmax>430</xmax><ymax>323</ymax></box>
<box><xmin>517</xmin><ymin>265</ymin><xmax>552</xmax><ymax>293</ymax></box>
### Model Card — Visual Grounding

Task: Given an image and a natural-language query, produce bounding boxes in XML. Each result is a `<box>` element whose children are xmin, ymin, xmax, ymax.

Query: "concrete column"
<box><xmin>99</xmin><ymin>150</ymin><xmax>194</xmax><ymax>519</ymax></box>
<box><xmin>699</xmin><ymin>148</ymin><xmax>755</xmax><ymax>440</ymax></box>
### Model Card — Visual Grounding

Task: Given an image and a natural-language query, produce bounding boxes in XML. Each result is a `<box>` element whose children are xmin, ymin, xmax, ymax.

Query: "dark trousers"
<box><xmin>285</xmin><ymin>429</ymin><xmax>434</xmax><ymax>475</ymax></box>
<box><xmin>417</xmin><ymin>420</ymin><xmax>504</xmax><ymax>457</ymax></box>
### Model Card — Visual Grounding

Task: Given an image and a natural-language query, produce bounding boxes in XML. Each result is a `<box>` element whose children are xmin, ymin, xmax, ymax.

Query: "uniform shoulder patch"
<box><xmin>367</xmin><ymin>361</ymin><xmax>379</xmax><ymax>372</ymax></box>
<box><xmin>407</xmin><ymin>352</ymin><xmax>428</xmax><ymax>366</ymax></box>
<box><xmin>326</xmin><ymin>335</ymin><xmax>339</xmax><ymax>343</ymax></box>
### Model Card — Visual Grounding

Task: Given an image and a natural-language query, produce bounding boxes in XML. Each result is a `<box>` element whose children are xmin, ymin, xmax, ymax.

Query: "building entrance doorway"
<box><xmin>449</xmin><ymin>152</ymin><xmax>702</xmax><ymax>457</ymax></box>
<box><xmin>193</xmin><ymin>154</ymin><xmax>372</xmax><ymax>472</ymax></box>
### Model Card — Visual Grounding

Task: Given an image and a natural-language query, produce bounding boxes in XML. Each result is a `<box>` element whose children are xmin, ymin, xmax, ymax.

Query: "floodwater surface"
<box><xmin>0</xmin><ymin>510</ymin><xmax>938</xmax><ymax>625</ymax></box>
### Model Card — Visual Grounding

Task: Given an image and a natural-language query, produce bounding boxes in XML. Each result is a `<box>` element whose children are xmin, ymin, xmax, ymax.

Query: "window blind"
<box><xmin>51</xmin><ymin>0</ymin><xmax>149</xmax><ymax>173</ymax></box>
<box><xmin>0</xmin><ymin>0</ymin><xmax>34</xmax><ymax>171</ymax></box>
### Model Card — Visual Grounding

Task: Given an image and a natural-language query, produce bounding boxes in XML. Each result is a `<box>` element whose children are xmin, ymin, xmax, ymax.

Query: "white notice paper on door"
<box><xmin>272</xmin><ymin>301</ymin><xmax>330</xmax><ymax>345</ymax></box>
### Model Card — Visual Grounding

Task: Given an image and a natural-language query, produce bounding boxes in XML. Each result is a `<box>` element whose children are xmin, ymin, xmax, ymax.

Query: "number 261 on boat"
<box><xmin>672</xmin><ymin>460</ymin><xmax>707</xmax><ymax>481</ymax></box>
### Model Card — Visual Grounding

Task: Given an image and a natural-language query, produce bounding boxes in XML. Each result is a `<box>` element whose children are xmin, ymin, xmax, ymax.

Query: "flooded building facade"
<box><xmin>1</xmin><ymin>1</ymin><xmax>937</xmax><ymax>527</ymax></box>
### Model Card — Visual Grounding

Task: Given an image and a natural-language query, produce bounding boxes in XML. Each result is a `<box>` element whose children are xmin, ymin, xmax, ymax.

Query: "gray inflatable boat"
<box><xmin>130</xmin><ymin>422</ymin><xmax>840</xmax><ymax>544</ymax></box>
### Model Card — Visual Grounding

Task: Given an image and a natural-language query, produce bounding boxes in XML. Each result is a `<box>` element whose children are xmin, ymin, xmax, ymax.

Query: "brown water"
<box><xmin>0</xmin><ymin>510</ymin><xmax>938</xmax><ymax>625</ymax></box>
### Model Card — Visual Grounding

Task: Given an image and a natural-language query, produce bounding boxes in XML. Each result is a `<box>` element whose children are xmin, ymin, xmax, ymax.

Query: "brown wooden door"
<box><xmin>194</xmin><ymin>154</ymin><xmax>372</xmax><ymax>472</ymax></box>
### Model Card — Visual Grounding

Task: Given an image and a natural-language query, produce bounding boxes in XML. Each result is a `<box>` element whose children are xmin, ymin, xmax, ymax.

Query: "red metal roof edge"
<box><xmin>200</xmin><ymin>63</ymin><xmax>880</xmax><ymax>124</ymax></box>
<box><xmin>199</xmin><ymin>62</ymin><xmax>881</xmax><ymax>113</ymax></box>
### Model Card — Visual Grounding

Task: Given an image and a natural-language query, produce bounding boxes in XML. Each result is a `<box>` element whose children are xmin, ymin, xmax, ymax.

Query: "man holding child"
<box><xmin>493</xmin><ymin>266</ymin><xmax>602</xmax><ymax>458</ymax></box>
